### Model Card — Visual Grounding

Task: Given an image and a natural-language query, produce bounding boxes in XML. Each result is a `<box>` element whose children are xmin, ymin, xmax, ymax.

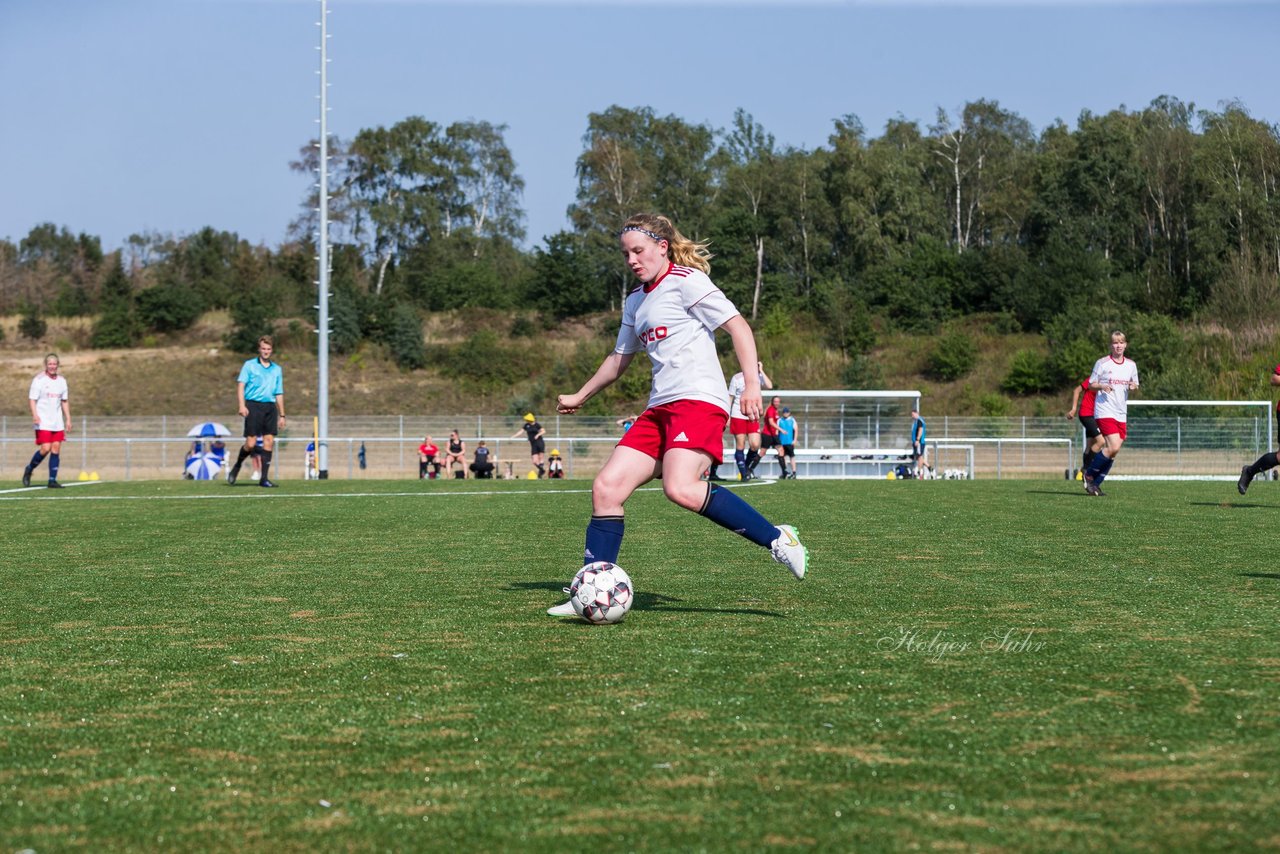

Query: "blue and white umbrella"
<box><xmin>185</xmin><ymin>454</ymin><xmax>223</xmax><ymax>480</ymax></box>
<box><xmin>187</xmin><ymin>421</ymin><xmax>232</xmax><ymax>438</ymax></box>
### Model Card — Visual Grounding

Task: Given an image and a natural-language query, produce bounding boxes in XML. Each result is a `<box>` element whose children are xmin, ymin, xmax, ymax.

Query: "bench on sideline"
<box><xmin>732</xmin><ymin>447</ymin><xmax>915</xmax><ymax>480</ymax></box>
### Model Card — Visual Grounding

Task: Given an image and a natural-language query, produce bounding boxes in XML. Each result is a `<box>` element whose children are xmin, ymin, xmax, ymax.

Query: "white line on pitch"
<box><xmin>0</xmin><ymin>480</ymin><xmax>104</xmax><ymax>496</ymax></box>
<box><xmin>0</xmin><ymin>479</ymin><xmax>771</xmax><ymax>502</ymax></box>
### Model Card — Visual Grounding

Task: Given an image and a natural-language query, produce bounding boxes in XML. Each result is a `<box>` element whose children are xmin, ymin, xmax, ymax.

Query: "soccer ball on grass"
<box><xmin>569</xmin><ymin>561</ymin><xmax>634</xmax><ymax>624</ymax></box>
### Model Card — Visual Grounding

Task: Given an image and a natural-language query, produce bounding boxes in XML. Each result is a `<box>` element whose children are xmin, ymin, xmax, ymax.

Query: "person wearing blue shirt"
<box><xmin>777</xmin><ymin>407</ymin><xmax>799</xmax><ymax>479</ymax></box>
<box><xmin>228</xmin><ymin>335</ymin><xmax>285</xmax><ymax>488</ymax></box>
<box><xmin>910</xmin><ymin>408</ymin><xmax>928</xmax><ymax>479</ymax></box>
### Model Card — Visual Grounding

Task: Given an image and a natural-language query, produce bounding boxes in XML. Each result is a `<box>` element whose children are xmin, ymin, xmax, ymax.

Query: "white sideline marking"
<box><xmin>0</xmin><ymin>480</ymin><xmax>104</xmax><ymax>496</ymax></box>
<box><xmin>0</xmin><ymin>479</ymin><xmax>772</xmax><ymax>502</ymax></box>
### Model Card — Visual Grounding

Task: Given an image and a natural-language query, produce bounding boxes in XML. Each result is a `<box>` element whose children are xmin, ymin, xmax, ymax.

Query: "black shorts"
<box><xmin>244</xmin><ymin>400</ymin><xmax>279</xmax><ymax>437</ymax></box>
<box><xmin>781</xmin><ymin>443</ymin><xmax>795</xmax><ymax>458</ymax></box>
<box><xmin>1078</xmin><ymin>415</ymin><xmax>1101</xmax><ymax>438</ymax></box>
<box><xmin>761</xmin><ymin>434</ymin><xmax>779</xmax><ymax>450</ymax></box>
<box><xmin>911</xmin><ymin>442</ymin><xmax>925</xmax><ymax>460</ymax></box>
<box><xmin>529</xmin><ymin>438</ymin><xmax>546</xmax><ymax>455</ymax></box>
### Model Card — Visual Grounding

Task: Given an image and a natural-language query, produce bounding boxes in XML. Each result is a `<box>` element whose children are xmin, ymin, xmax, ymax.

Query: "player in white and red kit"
<box><xmin>728</xmin><ymin>362</ymin><xmax>772</xmax><ymax>479</ymax></box>
<box><xmin>24</xmin><ymin>353</ymin><xmax>71</xmax><ymax>488</ymax></box>
<box><xmin>547</xmin><ymin>214</ymin><xmax>807</xmax><ymax>617</ymax></box>
<box><xmin>1081</xmin><ymin>331</ymin><xmax>1139</xmax><ymax>496</ymax></box>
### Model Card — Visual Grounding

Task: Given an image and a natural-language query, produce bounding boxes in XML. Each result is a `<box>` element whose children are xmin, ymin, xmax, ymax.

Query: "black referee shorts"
<box><xmin>244</xmin><ymin>400</ymin><xmax>279</xmax><ymax>438</ymax></box>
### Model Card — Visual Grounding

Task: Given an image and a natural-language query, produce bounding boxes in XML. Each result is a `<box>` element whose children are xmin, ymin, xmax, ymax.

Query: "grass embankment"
<box><xmin>1</xmin><ymin>310</ymin><xmax>1276</xmax><ymax>420</ymax></box>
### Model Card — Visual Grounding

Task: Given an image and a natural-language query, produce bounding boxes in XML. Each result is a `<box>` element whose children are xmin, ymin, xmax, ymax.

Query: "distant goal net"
<box><xmin>1108</xmin><ymin>399</ymin><xmax>1273</xmax><ymax>481</ymax></box>
<box><xmin>757</xmin><ymin>390</ymin><xmax>943</xmax><ymax>479</ymax></box>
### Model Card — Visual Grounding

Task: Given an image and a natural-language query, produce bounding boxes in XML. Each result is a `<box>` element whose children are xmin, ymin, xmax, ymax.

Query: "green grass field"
<box><xmin>1</xmin><ymin>477</ymin><xmax>1277</xmax><ymax>851</ymax></box>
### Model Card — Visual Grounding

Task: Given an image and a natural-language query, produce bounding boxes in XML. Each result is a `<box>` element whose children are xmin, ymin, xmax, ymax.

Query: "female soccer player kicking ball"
<box><xmin>546</xmin><ymin>214</ymin><xmax>808</xmax><ymax>617</ymax></box>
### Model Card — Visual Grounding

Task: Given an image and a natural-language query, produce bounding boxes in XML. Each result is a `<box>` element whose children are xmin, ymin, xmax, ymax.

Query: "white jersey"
<box><xmin>29</xmin><ymin>372</ymin><xmax>69</xmax><ymax>431</ymax></box>
<box><xmin>1089</xmin><ymin>355</ymin><xmax>1139</xmax><ymax>421</ymax></box>
<box><xmin>614</xmin><ymin>264</ymin><xmax>740</xmax><ymax>412</ymax></box>
<box><xmin>727</xmin><ymin>371</ymin><xmax>767</xmax><ymax>420</ymax></box>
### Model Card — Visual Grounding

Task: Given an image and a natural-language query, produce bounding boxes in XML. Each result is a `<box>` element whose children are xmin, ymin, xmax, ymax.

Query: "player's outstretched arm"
<box><xmin>558</xmin><ymin>352</ymin><xmax>635</xmax><ymax>414</ymax></box>
<box><xmin>722</xmin><ymin>315</ymin><xmax>763</xmax><ymax>421</ymax></box>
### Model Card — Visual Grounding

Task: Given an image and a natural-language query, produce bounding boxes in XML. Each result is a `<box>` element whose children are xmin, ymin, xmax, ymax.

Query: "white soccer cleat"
<box><xmin>547</xmin><ymin>587</ymin><xmax>576</xmax><ymax>617</ymax></box>
<box><xmin>771</xmin><ymin>524</ymin><xmax>807</xmax><ymax>580</ymax></box>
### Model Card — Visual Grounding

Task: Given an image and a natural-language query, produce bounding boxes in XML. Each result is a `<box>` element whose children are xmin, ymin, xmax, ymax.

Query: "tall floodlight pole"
<box><xmin>315</xmin><ymin>0</ymin><xmax>331</xmax><ymax>478</ymax></box>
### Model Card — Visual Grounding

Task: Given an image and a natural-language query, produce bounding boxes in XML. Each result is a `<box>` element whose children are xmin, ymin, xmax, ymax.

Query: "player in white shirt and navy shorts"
<box><xmin>1081</xmin><ymin>331</ymin><xmax>1139</xmax><ymax>496</ymax></box>
<box><xmin>546</xmin><ymin>214</ymin><xmax>808</xmax><ymax>618</ymax></box>
<box><xmin>23</xmin><ymin>353</ymin><xmax>71</xmax><ymax>488</ymax></box>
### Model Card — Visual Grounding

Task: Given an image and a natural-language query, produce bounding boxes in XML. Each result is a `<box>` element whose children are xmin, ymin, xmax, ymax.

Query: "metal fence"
<box><xmin>0</xmin><ymin>410</ymin><xmax>1272</xmax><ymax>481</ymax></box>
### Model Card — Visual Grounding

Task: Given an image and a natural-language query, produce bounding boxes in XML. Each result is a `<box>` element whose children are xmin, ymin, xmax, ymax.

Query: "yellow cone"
<box><xmin>89</xmin><ymin>472</ymin><xmax>100</xmax><ymax>481</ymax></box>
<box><xmin>1075</xmin><ymin>470</ymin><xmax>1083</xmax><ymax>480</ymax></box>
<box><xmin>526</xmin><ymin>470</ymin><xmax>538</xmax><ymax>479</ymax></box>
<box><xmin>77</xmin><ymin>471</ymin><xmax>89</xmax><ymax>481</ymax></box>
<box><xmin>887</xmin><ymin>471</ymin><xmax>896</xmax><ymax>480</ymax></box>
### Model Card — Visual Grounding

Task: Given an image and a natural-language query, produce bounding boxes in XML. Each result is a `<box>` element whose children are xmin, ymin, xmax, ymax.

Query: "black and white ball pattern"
<box><xmin>569</xmin><ymin>562</ymin><xmax>634</xmax><ymax>624</ymax></box>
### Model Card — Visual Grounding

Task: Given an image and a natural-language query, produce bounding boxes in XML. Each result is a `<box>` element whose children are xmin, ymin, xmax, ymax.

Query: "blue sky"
<box><xmin>2</xmin><ymin>0</ymin><xmax>1277</xmax><ymax>255</ymax></box>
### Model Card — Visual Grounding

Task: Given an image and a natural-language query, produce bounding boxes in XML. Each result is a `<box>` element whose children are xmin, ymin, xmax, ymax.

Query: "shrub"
<box><xmin>137</xmin><ymin>282</ymin><xmax>204</xmax><ymax>333</ymax></box>
<box><xmin>92</xmin><ymin>259</ymin><xmax>142</xmax><ymax>349</ymax></box>
<box><xmin>524</xmin><ymin>232</ymin><xmax>607</xmax><ymax>319</ymax></box>
<box><xmin>815</xmin><ymin>279</ymin><xmax>876</xmax><ymax>356</ymax></box>
<box><xmin>384</xmin><ymin>303</ymin><xmax>427</xmax><ymax>370</ymax></box>
<box><xmin>759</xmin><ymin>306</ymin><xmax>793</xmax><ymax>339</ymax></box>
<box><xmin>1049</xmin><ymin>335</ymin><xmax>1102</xmax><ymax>386</ymax></box>
<box><xmin>225</xmin><ymin>288</ymin><xmax>278</xmax><ymax>353</ymax></box>
<box><xmin>18</xmin><ymin>303</ymin><xmax>46</xmax><ymax>340</ymax></box>
<box><xmin>51</xmin><ymin>282</ymin><xmax>92</xmax><ymax>317</ymax></box>
<box><xmin>979</xmin><ymin>392</ymin><xmax>1013</xmax><ymax>417</ymax></box>
<box><xmin>1001</xmin><ymin>349</ymin><xmax>1056</xmax><ymax>395</ymax></box>
<box><xmin>842</xmin><ymin>354</ymin><xmax>885</xmax><ymax>390</ymax></box>
<box><xmin>927</xmin><ymin>331</ymin><xmax>977</xmax><ymax>381</ymax></box>
<box><xmin>510</xmin><ymin>315</ymin><xmax>537</xmax><ymax>338</ymax></box>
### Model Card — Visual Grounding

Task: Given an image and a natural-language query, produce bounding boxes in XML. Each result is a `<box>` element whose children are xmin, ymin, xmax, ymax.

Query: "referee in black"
<box><xmin>228</xmin><ymin>335</ymin><xmax>285</xmax><ymax>487</ymax></box>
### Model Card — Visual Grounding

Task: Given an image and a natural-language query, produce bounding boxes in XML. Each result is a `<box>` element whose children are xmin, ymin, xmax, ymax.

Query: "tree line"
<box><xmin>1</xmin><ymin>96</ymin><xmax>1277</xmax><ymax>394</ymax></box>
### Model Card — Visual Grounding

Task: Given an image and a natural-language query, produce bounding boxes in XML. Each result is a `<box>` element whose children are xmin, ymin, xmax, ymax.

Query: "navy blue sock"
<box><xmin>27</xmin><ymin>450</ymin><xmax>47</xmax><ymax>471</ymax></box>
<box><xmin>734</xmin><ymin>449</ymin><xmax>747</xmax><ymax>478</ymax></box>
<box><xmin>584</xmin><ymin>515</ymin><xmax>624</xmax><ymax>565</ymax></box>
<box><xmin>48</xmin><ymin>453</ymin><xmax>60</xmax><ymax>482</ymax></box>
<box><xmin>1094</xmin><ymin>455</ymin><xmax>1116</xmax><ymax>485</ymax></box>
<box><xmin>1084</xmin><ymin>453</ymin><xmax>1106</xmax><ymax>480</ymax></box>
<box><xmin>699</xmin><ymin>485</ymin><xmax>780</xmax><ymax>549</ymax></box>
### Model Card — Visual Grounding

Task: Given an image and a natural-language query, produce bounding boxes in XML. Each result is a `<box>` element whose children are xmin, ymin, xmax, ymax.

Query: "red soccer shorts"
<box><xmin>619</xmin><ymin>400</ymin><xmax>728</xmax><ymax>464</ymax></box>
<box><xmin>729</xmin><ymin>417</ymin><xmax>760</xmax><ymax>435</ymax></box>
<box><xmin>1096</xmin><ymin>418</ymin><xmax>1127</xmax><ymax>440</ymax></box>
<box><xmin>35</xmin><ymin>430</ymin><xmax>66</xmax><ymax>445</ymax></box>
